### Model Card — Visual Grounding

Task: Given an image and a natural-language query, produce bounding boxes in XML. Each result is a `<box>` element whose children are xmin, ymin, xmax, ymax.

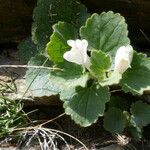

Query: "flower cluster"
<box><xmin>63</xmin><ymin>39</ymin><xmax>133</xmax><ymax>75</ymax></box>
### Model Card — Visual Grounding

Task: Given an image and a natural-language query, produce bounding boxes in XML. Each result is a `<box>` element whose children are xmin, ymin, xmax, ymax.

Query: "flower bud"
<box><xmin>114</xmin><ymin>45</ymin><xmax>133</xmax><ymax>74</ymax></box>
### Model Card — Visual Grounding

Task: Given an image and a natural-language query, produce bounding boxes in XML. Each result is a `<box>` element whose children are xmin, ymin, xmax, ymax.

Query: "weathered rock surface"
<box><xmin>0</xmin><ymin>0</ymin><xmax>150</xmax><ymax>47</ymax></box>
<box><xmin>0</xmin><ymin>0</ymin><xmax>36</xmax><ymax>44</ymax></box>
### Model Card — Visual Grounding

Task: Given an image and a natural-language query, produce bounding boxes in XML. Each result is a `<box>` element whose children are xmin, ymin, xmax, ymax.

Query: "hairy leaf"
<box><xmin>131</xmin><ymin>101</ymin><xmax>150</xmax><ymax>127</ymax></box>
<box><xmin>25</xmin><ymin>56</ymin><xmax>88</xmax><ymax>97</ymax></box>
<box><xmin>64</xmin><ymin>85</ymin><xmax>110</xmax><ymax>127</ymax></box>
<box><xmin>80</xmin><ymin>11</ymin><xmax>130</xmax><ymax>58</ymax></box>
<box><xmin>120</xmin><ymin>52</ymin><xmax>150</xmax><ymax>95</ymax></box>
<box><xmin>47</xmin><ymin>22</ymin><xmax>78</xmax><ymax>64</ymax></box>
<box><xmin>109</xmin><ymin>96</ymin><xmax>131</xmax><ymax>111</ymax></box>
<box><xmin>25</xmin><ymin>55</ymin><xmax>55</xmax><ymax>96</ymax></box>
<box><xmin>104</xmin><ymin>107</ymin><xmax>127</xmax><ymax>133</ymax></box>
<box><xmin>90</xmin><ymin>50</ymin><xmax>112</xmax><ymax>80</ymax></box>
<box><xmin>100</xmin><ymin>70</ymin><xmax>122</xmax><ymax>86</ymax></box>
<box><xmin>128</xmin><ymin>127</ymin><xmax>142</xmax><ymax>139</ymax></box>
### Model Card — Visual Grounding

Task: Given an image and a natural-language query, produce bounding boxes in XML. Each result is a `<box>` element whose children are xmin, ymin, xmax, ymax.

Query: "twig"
<box><xmin>0</xmin><ymin>65</ymin><xmax>62</xmax><ymax>71</ymax></box>
<box><xmin>26</xmin><ymin>109</ymin><xmax>39</xmax><ymax>115</ymax></box>
<box><xmin>39</xmin><ymin>113</ymin><xmax>65</xmax><ymax>127</ymax></box>
<box><xmin>140</xmin><ymin>29</ymin><xmax>150</xmax><ymax>43</ymax></box>
<box><xmin>110</xmin><ymin>89</ymin><xmax>122</xmax><ymax>93</ymax></box>
<box><xmin>14</xmin><ymin>127</ymin><xmax>88</xmax><ymax>150</ymax></box>
<box><xmin>44</xmin><ymin>128</ymin><xmax>88</xmax><ymax>150</ymax></box>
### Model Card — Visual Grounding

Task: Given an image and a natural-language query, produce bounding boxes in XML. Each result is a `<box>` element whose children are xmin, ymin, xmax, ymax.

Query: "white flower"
<box><xmin>114</xmin><ymin>45</ymin><xmax>133</xmax><ymax>74</ymax></box>
<box><xmin>63</xmin><ymin>39</ymin><xmax>91</xmax><ymax>69</ymax></box>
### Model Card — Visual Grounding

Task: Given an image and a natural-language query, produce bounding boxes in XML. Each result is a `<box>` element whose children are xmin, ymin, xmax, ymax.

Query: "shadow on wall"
<box><xmin>0</xmin><ymin>0</ymin><xmax>150</xmax><ymax>50</ymax></box>
<box><xmin>0</xmin><ymin>0</ymin><xmax>36</xmax><ymax>44</ymax></box>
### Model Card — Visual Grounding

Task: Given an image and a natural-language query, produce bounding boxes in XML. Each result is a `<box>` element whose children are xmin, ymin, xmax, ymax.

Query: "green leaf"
<box><xmin>32</xmin><ymin>0</ymin><xmax>87</xmax><ymax>51</ymax></box>
<box><xmin>90</xmin><ymin>50</ymin><xmax>112</xmax><ymax>80</ymax></box>
<box><xmin>18</xmin><ymin>37</ymin><xmax>38</xmax><ymax>62</ymax></box>
<box><xmin>49</xmin><ymin>61</ymin><xmax>89</xmax><ymax>99</ymax></box>
<box><xmin>25</xmin><ymin>55</ymin><xmax>55</xmax><ymax>97</ymax></box>
<box><xmin>46</xmin><ymin>22</ymin><xmax>78</xmax><ymax>64</ymax></box>
<box><xmin>104</xmin><ymin>107</ymin><xmax>127</xmax><ymax>133</ymax></box>
<box><xmin>100</xmin><ymin>71</ymin><xmax>122</xmax><ymax>86</ymax></box>
<box><xmin>25</xmin><ymin>56</ymin><xmax>89</xmax><ymax>97</ymax></box>
<box><xmin>80</xmin><ymin>11</ymin><xmax>130</xmax><ymax>58</ymax></box>
<box><xmin>64</xmin><ymin>85</ymin><xmax>110</xmax><ymax>127</ymax></box>
<box><xmin>128</xmin><ymin>126</ymin><xmax>142</xmax><ymax>139</ymax></box>
<box><xmin>109</xmin><ymin>96</ymin><xmax>131</xmax><ymax>111</ymax></box>
<box><xmin>130</xmin><ymin>101</ymin><xmax>150</xmax><ymax>127</ymax></box>
<box><xmin>120</xmin><ymin>52</ymin><xmax>150</xmax><ymax>95</ymax></box>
